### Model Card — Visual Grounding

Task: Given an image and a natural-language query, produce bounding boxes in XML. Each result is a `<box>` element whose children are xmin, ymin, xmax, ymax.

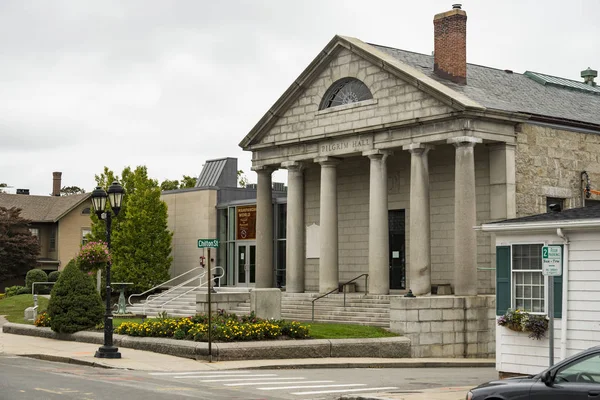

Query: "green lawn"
<box><xmin>0</xmin><ymin>294</ymin><xmax>49</xmax><ymax>324</ymax></box>
<box><xmin>305</xmin><ymin>321</ymin><xmax>398</xmax><ymax>339</ymax></box>
<box><xmin>1</xmin><ymin>295</ymin><xmax>399</xmax><ymax>339</ymax></box>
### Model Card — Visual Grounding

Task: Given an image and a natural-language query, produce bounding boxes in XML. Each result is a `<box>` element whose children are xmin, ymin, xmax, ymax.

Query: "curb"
<box><xmin>2</xmin><ymin>322</ymin><xmax>411</xmax><ymax>361</ymax></box>
<box><xmin>19</xmin><ymin>354</ymin><xmax>115</xmax><ymax>369</ymax></box>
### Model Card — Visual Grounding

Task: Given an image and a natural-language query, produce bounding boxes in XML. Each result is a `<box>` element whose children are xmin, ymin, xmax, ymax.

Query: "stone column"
<box><xmin>282</xmin><ymin>161</ymin><xmax>305</xmax><ymax>293</ymax></box>
<box><xmin>254</xmin><ymin>166</ymin><xmax>275</xmax><ymax>288</ymax></box>
<box><xmin>489</xmin><ymin>143</ymin><xmax>516</xmax><ymax>220</ymax></box>
<box><xmin>315</xmin><ymin>156</ymin><xmax>340</xmax><ymax>293</ymax></box>
<box><xmin>448</xmin><ymin>136</ymin><xmax>482</xmax><ymax>296</ymax></box>
<box><xmin>364</xmin><ymin>150</ymin><xmax>391</xmax><ymax>295</ymax></box>
<box><xmin>403</xmin><ymin>143</ymin><xmax>433</xmax><ymax>296</ymax></box>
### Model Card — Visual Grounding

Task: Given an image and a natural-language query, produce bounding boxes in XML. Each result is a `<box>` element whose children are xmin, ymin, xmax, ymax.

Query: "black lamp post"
<box><xmin>91</xmin><ymin>180</ymin><xmax>124</xmax><ymax>359</ymax></box>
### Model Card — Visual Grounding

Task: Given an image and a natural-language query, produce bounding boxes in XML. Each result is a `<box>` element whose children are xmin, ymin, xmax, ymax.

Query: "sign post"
<box><xmin>198</xmin><ymin>239</ymin><xmax>220</xmax><ymax>362</ymax></box>
<box><xmin>542</xmin><ymin>245</ymin><xmax>562</xmax><ymax>367</ymax></box>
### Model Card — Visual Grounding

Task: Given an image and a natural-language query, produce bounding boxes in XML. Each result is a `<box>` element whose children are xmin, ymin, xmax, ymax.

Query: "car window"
<box><xmin>555</xmin><ymin>354</ymin><xmax>600</xmax><ymax>384</ymax></box>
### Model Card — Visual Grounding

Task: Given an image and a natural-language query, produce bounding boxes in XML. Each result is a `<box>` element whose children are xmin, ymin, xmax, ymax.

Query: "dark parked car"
<box><xmin>467</xmin><ymin>346</ymin><xmax>600</xmax><ymax>399</ymax></box>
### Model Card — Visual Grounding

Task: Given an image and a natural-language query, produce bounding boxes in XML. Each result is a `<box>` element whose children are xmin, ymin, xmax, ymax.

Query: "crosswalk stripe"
<box><xmin>225</xmin><ymin>380</ymin><xmax>332</xmax><ymax>387</ymax></box>
<box><xmin>175</xmin><ymin>374</ymin><xmax>277</xmax><ymax>380</ymax></box>
<box><xmin>260</xmin><ymin>383</ymin><xmax>366</xmax><ymax>390</ymax></box>
<box><xmin>200</xmin><ymin>376</ymin><xmax>298</xmax><ymax>383</ymax></box>
<box><xmin>149</xmin><ymin>371</ymin><xmax>249</xmax><ymax>376</ymax></box>
<box><xmin>291</xmin><ymin>386</ymin><xmax>399</xmax><ymax>395</ymax></box>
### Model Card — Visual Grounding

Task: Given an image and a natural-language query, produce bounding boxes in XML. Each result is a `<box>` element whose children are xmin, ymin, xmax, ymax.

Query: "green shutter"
<box><xmin>496</xmin><ymin>246</ymin><xmax>511</xmax><ymax>316</ymax></box>
<box><xmin>553</xmin><ymin>244</ymin><xmax>564</xmax><ymax>319</ymax></box>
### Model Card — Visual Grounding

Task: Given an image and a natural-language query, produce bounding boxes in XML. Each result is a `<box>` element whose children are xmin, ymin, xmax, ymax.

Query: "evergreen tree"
<box><xmin>0</xmin><ymin>207</ymin><xmax>40</xmax><ymax>282</ymax></box>
<box><xmin>91</xmin><ymin>166</ymin><xmax>173</xmax><ymax>293</ymax></box>
<box><xmin>47</xmin><ymin>260</ymin><xmax>103</xmax><ymax>333</ymax></box>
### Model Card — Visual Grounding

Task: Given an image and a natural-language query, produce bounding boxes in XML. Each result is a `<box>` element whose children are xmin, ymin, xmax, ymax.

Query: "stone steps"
<box><xmin>128</xmin><ymin>289</ymin><xmax>391</xmax><ymax>327</ymax></box>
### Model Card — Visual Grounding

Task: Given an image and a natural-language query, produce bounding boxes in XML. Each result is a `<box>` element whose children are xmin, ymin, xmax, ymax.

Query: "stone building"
<box><xmin>239</xmin><ymin>4</ymin><xmax>600</xmax><ymax>300</ymax></box>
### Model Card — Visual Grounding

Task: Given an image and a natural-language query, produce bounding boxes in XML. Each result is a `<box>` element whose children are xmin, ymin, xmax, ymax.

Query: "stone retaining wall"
<box><xmin>389</xmin><ymin>295</ymin><xmax>495</xmax><ymax>358</ymax></box>
<box><xmin>2</xmin><ymin>323</ymin><xmax>411</xmax><ymax>362</ymax></box>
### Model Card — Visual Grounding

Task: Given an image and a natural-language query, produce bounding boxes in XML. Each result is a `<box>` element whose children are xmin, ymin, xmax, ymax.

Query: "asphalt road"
<box><xmin>0</xmin><ymin>355</ymin><xmax>497</xmax><ymax>400</ymax></box>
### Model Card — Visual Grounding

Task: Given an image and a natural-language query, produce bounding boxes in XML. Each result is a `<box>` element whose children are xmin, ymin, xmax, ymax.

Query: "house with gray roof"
<box><xmin>481</xmin><ymin>206</ymin><xmax>600</xmax><ymax>375</ymax></box>
<box><xmin>0</xmin><ymin>172</ymin><xmax>93</xmax><ymax>290</ymax></box>
<box><xmin>237</xmin><ymin>4</ymin><xmax>600</xmax><ymax>358</ymax></box>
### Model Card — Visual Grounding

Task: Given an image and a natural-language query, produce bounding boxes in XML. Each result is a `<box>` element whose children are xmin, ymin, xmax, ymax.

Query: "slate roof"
<box><xmin>0</xmin><ymin>192</ymin><xmax>91</xmax><ymax>222</ymax></box>
<box><xmin>371</xmin><ymin>44</ymin><xmax>600</xmax><ymax>128</ymax></box>
<box><xmin>491</xmin><ymin>204</ymin><xmax>600</xmax><ymax>225</ymax></box>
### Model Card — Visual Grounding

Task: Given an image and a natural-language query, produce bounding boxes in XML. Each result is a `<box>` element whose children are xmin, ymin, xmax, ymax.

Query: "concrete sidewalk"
<box><xmin>0</xmin><ymin>317</ymin><xmax>490</xmax><ymax>400</ymax></box>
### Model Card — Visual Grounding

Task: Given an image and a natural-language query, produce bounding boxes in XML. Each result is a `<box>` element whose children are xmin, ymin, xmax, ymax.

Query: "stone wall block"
<box><xmin>430</xmin><ymin>344</ymin><xmax>444</xmax><ymax>357</ymax></box>
<box><xmin>406</xmin><ymin>298</ymin><xmax>431</xmax><ymax>309</ymax></box>
<box><xmin>453</xmin><ymin>297</ymin><xmax>466</xmax><ymax>308</ymax></box>
<box><xmin>442</xmin><ymin>332</ymin><xmax>455</xmax><ymax>344</ymax></box>
<box><xmin>419</xmin><ymin>332</ymin><xmax>443</xmax><ymax>345</ymax></box>
<box><xmin>419</xmin><ymin>309</ymin><xmax>442</xmax><ymax>321</ymax></box>
<box><xmin>442</xmin><ymin>309</ymin><xmax>464</xmax><ymax>321</ymax></box>
<box><xmin>431</xmin><ymin>297</ymin><xmax>455</xmax><ymax>309</ymax></box>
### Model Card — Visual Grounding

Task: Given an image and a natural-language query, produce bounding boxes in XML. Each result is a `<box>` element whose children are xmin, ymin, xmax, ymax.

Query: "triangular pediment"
<box><xmin>239</xmin><ymin>36</ymin><xmax>484</xmax><ymax>150</ymax></box>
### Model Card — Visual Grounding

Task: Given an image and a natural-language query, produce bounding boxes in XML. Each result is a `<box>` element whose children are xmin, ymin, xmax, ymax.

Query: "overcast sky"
<box><xmin>1</xmin><ymin>0</ymin><xmax>598</xmax><ymax>195</ymax></box>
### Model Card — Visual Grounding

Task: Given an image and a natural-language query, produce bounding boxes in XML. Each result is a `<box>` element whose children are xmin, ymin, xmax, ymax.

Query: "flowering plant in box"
<box><xmin>497</xmin><ymin>308</ymin><xmax>549</xmax><ymax>340</ymax></box>
<box><xmin>77</xmin><ymin>241</ymin><xmax>111</xmax><ymax>273</ymax></box>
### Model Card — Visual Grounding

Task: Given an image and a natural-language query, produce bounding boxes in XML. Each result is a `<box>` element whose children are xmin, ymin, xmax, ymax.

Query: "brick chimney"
<box><xmin>52</xmin><ymin>171</ymin><xmax>62</xmax><ymax>196</ymax></box>
<box><xmin>433</xmin><ymin>4</ymin><xmax>467</xmax><ymax>85</ymax></box>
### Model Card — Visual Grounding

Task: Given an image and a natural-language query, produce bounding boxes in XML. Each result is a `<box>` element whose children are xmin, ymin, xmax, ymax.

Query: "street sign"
<box><xmin>542</xmin><ymin>245</ymin><xmax>562</xmax><ymax>276</ymax></box>
<box><xmin>198</xmin><ymin>239</ymin><xmax>219</xmax><ymax>248</ymax></box>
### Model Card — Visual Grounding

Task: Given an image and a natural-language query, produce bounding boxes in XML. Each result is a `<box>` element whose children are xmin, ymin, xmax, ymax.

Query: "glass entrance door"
<box><xmin>236</xmin><ymin>243</ymin><xmax>256</xmax><ymax>287</ymax></box>
<box><xmin>389</xmin><ymin>210</ymin><xmax>406</xmax><ymax>290</ymax></box>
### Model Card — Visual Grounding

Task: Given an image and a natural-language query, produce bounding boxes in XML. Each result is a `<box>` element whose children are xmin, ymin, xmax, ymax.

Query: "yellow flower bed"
<box><xmin>114</xmin><ymin>311</ymin><xmax>310</xmax><ymax>342</ymax></box>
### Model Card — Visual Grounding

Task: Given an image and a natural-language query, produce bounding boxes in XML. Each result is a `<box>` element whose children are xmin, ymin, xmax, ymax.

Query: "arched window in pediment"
<box><xmin>319</xmin><ymin>78</ymin><xmax>373</xmax><ymax>110</ymax></box>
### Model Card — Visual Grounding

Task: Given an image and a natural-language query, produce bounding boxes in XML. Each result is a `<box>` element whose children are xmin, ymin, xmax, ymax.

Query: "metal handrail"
<box><xmin>128</xmin><ymin>266</ymin><xmax>203</xmax><ymax>306</ymax></box>
<box><xmin>311</xmin><ymin>273</ymin><xmax>369</xmax><ymax>321</ymax></box>
<box><xmin>156</xmin><ymin>266</ymin><xmax>225</xmax><ymax>310</ymax></box>
<box><xmin>141</xmin><ymin>266</ymin><xmax>225</xmax><ymax>315</ymax></box>
<box><xmin>31</xmin><ymin>282</ymin><xmax>56</xmax><ymax>321</ymax></box>
<box><xmin>142</xmin><ymin>274</ymin><xmax>202</xmax><ymax>314</ymax></box>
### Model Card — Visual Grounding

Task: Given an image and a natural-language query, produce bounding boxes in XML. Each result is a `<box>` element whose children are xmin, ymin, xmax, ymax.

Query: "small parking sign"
<box><xmin>542</xmin><ymin>245</ymin><xmax>562</xmax><ymax>276</ymax></box>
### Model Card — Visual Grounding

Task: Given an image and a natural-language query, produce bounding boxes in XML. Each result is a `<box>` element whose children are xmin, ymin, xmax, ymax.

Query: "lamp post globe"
<box><xmin>91</xmin><ymin>186</ymin><xmax>108</xmax><ymax>217</ymax></box>
<box><xmin>107</xmin><ymin>181</ymin><xmax>124</xmax><ymax>214</ymax></box>
<box><xmin>92</xmin><ymin>181</ymin><xmax>125</xmax><ymax>359</ymax></box>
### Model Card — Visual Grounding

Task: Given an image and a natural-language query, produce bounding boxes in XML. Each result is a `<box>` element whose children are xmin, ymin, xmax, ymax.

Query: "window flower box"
<box><xmin>497</xmin><ymin>309</ymin><xmax>549</xmax><ymax>340</ymax></box>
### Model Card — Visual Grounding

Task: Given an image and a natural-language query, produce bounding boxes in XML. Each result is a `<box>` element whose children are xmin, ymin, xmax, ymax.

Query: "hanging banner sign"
<box><xmin>237</xmin><ymin>205</ymin><xmax>256</xmax><ymax>240</ymax></box>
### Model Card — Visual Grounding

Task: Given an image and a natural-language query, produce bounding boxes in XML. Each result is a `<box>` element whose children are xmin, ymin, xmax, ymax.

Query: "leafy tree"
<box><xmin>91</xmin><ymin>166</ymin><xmax>173</xmax><ymax>292</ymax></box>
<box><xmin>160</xmin><ymin>179</ymin><xmax>179</xmax><ymax>191</ymax></box>
<box><xmin>237</xmin><ymin>170</ymin><xmax>249</xmax><ymax>188</ymax></box>
<box><xmin>160</xmin><ymin>175</ymin><xmax>197</xmax><ymax>191</ymax></box>
<box><xmin>47</xmin><ymin>260</ymin><xmax>103</xmax><ymax>333</ymax></box>
<box><xmin>181</xmin><ymin>175</ymin><xmax>197</xmax><ymax>188</ymax></box>
<box><xmin>0</xmin><ymin>207</ymin><xmax>40</xmax><ymax>282</ymax></box>
<box><xmin>60</xmin><ymin>186</ymin><xmax>86</xmax><ymax>196</ymax></box>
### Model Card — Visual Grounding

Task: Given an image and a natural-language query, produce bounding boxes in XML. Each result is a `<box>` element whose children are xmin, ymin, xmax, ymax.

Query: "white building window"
<box><xmin>512</xmin><ymin>243</ymin><xmax>545</xmax><ymax>313</ymax></box>
<box><xmin>82</xmin><ymin>228</ymin><xmax>92</xmax><ymax>245</ymax></box>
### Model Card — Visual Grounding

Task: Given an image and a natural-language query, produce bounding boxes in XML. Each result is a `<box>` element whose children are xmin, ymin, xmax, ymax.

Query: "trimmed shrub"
<box><xmin>47</xmin><ymin>259</ymin><xmax>103</xmax><ymax>334</ymax></box>
<box><xmin>48</xmin><ymin>271</ymin><xmax>61</xmax><ymax>282</ymax></box>
<box><xmin>26</xmin><ymin>269</ymin><xmax>48</xmax><ymax>290</ymax></box>
<box><xmin>4</xmin><ymin>285</ymin><xmax>29</xmax><ymax>297</ymax></box>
